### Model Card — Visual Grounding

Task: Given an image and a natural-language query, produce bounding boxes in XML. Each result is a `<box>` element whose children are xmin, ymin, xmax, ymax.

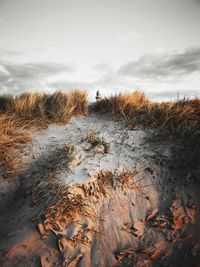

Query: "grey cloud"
<box><xmin>118</xmin><ymin>47</ymin><xmax>200</xmax><ymax>80</ymax></box>
<box><xmin>4</xmin><ymin>62</ymin><xmax>74</xmax><ymax>78</ymax></box>
<box><xmin>48</xmin><ymin>70</ymin><xmax>131</xmax><ymax>91</ymax></box>
<box><xmin>41</xmin><ymin>73</ymin><xmax>200</xmax><ymax>102</ymax></box>
<box><xmin>0</xmin><ymin>60</ymin><xmax>75</xmax><ymax>93</ymax></box>
<box><xmin>0</xmin><ymin>46</ymin><xmax>55</xmax><ymax>58</ymax></box>
<box><xmin>48</xmin><ymin>71</ymin><xmax>134</xmax><ymax>98</ymax></box>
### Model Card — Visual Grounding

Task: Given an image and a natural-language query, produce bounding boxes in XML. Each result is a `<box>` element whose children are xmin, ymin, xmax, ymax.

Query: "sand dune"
<box><xmin>0</xmin><ymin>110</ymin><xmax>200</xmax><ymax>266</ymax></box>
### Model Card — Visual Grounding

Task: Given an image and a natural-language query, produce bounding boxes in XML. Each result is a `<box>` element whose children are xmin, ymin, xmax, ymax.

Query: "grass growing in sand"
<box><xmin>0</xmin><ymin>89</ymin><xmax>88</xmax><ymax>178</ymax></box>
<box><xmin>0</xmin><ymin>89</ymin><xmax>88</xmax><ymax>124</ymax></box>
<box><xmin>94</xmin><ymin>91</ymin><xmax>200</xmax><ymax>140</ymax></box>
<box><xmin>86</xmin><ymin>130</ymin><xmax>110</xmax><ymax>153</ymax></box>
<box><xmin>0</xmin><ymin>115</ymin><xmax>32</xmax><ymax>178</ymax></box>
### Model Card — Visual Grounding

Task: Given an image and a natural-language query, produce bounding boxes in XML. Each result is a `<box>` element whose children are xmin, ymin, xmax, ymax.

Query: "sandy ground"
<box><xmin>0</xmin><ymin>110</ymin><xmax>200</xmax><ymax>267</ymax></box>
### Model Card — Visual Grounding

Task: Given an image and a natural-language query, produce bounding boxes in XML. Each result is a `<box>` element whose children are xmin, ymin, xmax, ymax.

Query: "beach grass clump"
<box><xmin>0</xmin><ymin>89</ymin><xmax>88</xmax><ymax>124</ymax></box>
<box><xmin>44</xmin><ymin>91</ymin><xmax>73</xmax><ymax>122</ymax></box>
<box><xmin>145</xmin><ymin>98</ymin><xmax>200</xmax><ymax>138</ymax></box>
<box><xmin>0</xmin><ymin>94</ymin><xmax>15</xmax><ymax>112</ymax></box>
<box><xmin>14</xmin><ymin>92</ymin><xmax>47</xmax><ymax>118</ymax></box>
<box><xmin>0</xmin><ymin>114</ymin><xmax>32</xmax><ymax>178</ymax></box>
<box><xmin>95</xmin><ymin>91</ymin><xmax>200</xmax><ymax>139</ymax></box>
<box><xmin>45</xmin><ymin>89</ymin><xmax>88</xmax><ymax>123</ymax></box>
<box><xmin>0</xmin><ymin>89</ymin><xmax>88</xmax><ymax>178</ymax></box>
<box><xmin>94</xmin><ymin>91</ymin><xmax>148</xmax><ymax>120</ymax></box>
<box><xmin>68</xmin><ymin>89</ymin><xmax>88</xmax><ymax>116</ymax></box>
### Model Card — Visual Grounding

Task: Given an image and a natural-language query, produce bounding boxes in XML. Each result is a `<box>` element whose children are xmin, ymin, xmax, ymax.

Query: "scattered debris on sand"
<box><xmin>0</xmin><ymin>110</ymin><xmax>200</xmax><ymax>267</ymax></box>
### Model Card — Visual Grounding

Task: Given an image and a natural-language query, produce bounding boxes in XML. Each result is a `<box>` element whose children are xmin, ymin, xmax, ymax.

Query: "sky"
<box><xmin>0</xmin><ymin>0</ymin><xmax>200</xmax><ymax>101</ymax></box>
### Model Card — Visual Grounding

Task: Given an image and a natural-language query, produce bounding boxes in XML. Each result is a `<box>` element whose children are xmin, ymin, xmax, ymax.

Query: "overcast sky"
<box><xmin>0</xmin><ymin>0</ymin><xmax>200</xmax><ymax>100</ymax></box>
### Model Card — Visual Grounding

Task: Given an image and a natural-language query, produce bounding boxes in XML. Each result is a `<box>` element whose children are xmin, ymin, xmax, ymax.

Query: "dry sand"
<box><xmin>0</xmin><ymin>110</ymin><xmax>200</xmax><ymax>266</ymax></box>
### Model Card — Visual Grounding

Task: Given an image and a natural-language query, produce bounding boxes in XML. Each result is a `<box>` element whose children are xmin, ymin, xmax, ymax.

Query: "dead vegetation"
<box><xmin>41</xmin><ymin>168</ymin><xmax>148</xmax><ymax>237</ymax></box>
<box><xmin>85</xmin><ymin>130</ymin><xmax>110</xmax><ymax>153</ymax></box>
<box><xmin>35</xmin><ymin>167</ymin><xmax>158</xmax><ymax>266</ymax></box>
<box><xmin>44</xmin><ymin>89</ymin><xmax>88</xmax><ymax>123</ymax></box>
<box><xmin>0</xmin><ymin>89</ymin><xmax>88</xmax><ymax>179</ymax></box>
<box><xmin>35</xmin><ymin>155</ymin><xmax>200</xmax><ymax>267</ymax></box>
<box><xmin>94</xmin><ymin>91</ymin><xmax>148</xmax><ymax>119</ymax></box>
<box><xmin>0</xmin><ymin>89</ymin><xmax>88</xmax><ymax>124</ymax></box>
<box><xmin>0</xmin><ymin>115</ymin><xmax>32</xmax><ymax>178</ymax></box>
<box><xmin>94</xmin><ymin>91</ymin><xmax>200</xmax><ymax>140</ymax></box>
<box><xmin>1</xmin><ymin>88</ymin><xmax>199</xmax><ymax>266</ymax></box>
<box><xmin>31</xmin><ymin>144</ymin><xmax>75</xmax><ymax>204</ymax></box>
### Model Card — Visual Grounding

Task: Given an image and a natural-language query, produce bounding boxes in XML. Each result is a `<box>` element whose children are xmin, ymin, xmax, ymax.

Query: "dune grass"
<box><xmin>94</xmin><ymin>91</ymin><xmax>149</xmax><ymax>120</ymax></box>
<box><xmin>144</xmin><ymin>98</ymin><xmax>200</xmax><ymax>138</ymax></box>
<box><xmin>0</xmin><ymin>89</ymin><xmax>88</xmax><ymax>124</ymax></box>
<box><xmin>0</xmin><ymin>89</ymin><xmax>88</xmax><ymax>178</ymax></box>
<box><xmin>0</xmin><ymin>114</ymin><xmax>32</xmax><ymax>178</ymax></box>
<box><xmin>44</xmin><ymin>89</ymin><xmax>88</xmax><ymax>122</ymax></box>
<box><xmin>94</xmin><ymin>91</ymin><xmax>200</xmax><ymax>139</ymax></box>
<box><xmin>0</xmin><ymin>94</ymin><xmax>15</xmax><ymax>112</ymax></box>
<box><xmin>14</xmin><ymin>92</ymin><xmax>47</xmax><ymax>119</ymax></box>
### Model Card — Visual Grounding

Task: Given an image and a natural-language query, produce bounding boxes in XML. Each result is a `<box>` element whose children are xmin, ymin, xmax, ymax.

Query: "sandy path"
<box><xmin>0</xmin><ymin>110</ymin><xmax>200</xmax><ymax>267</ymax></box>
<box><xmin>28</xmin><ymin>112</ymin><xmax>157</xmax><ymax>185</ymax></box>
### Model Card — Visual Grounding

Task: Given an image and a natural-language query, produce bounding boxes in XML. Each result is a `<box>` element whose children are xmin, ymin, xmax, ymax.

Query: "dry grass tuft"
<box><xmin>31</xmin><ymin>145</ymin><xmax>75</xmax><ymax>204</ymax></box>
<box><xmin>45</xmin><ymin>91</ymin><xmax>73</xmax><ymax>122</ymax></box>
<box><xmin>0</xmin><ymin>89</ymin><xmax>88</xmax><ymax>178</ymax></box>
<box><xmin>0</xmin><ymin>89</ymin><xmax>88</xmax><ymax>124</ymax></box>
<box><xmin>0</xmin><ymin>94</ymin><xmax>15</xmax><ymax>112</ymax></box>
<box><xmin>14</xmin><ymin>92</ymin><xmax>47</xmax><ymax>118</ymax></box>
<box><xmin>86</xmin><ymin>130</ymin><xmax>110</xmax><ymax>153</ymax></box>
<box><xmin>68</xmin><ymin>89</ymin><xmax>88</xmax><ymax>116</ymax></box>
<box><xmin>45</xmin><ymin>89</ymin><xmax>88</xmax><ymax>123</ymax></box>
<box><xmin>145</xmin><ymin>98</ymin><xmax>200</xmax><ymax>138</ymax></box>
<box><xmin>94</xmin><ymin>91</ymin><xmax>148</xmax><ymax>120</ymax></box>
<box><xmin>94</xmin><ymin>91</ymin><xmax>200</xmax><ymax>139</ymax></box>
<box><xmin>0</xmin><ymin>115</ymin><xmax>32</xmax><ymax>178</ymax></box>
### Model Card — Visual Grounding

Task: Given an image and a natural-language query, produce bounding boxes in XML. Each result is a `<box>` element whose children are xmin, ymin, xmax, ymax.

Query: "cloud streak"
<box><xmin>0</xmin><ymin>60</ymin><xmax>75</xmax><ymax>93</ymax></box>
<box><xmin>1</xmin><ymin>47</ymin><xmax>200</xmax><ymax>100</ymax></box>
<box><xmin>118</xmin><ymin>47</ymin><xmax>200</xmax><ymax>80</ymax></box>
